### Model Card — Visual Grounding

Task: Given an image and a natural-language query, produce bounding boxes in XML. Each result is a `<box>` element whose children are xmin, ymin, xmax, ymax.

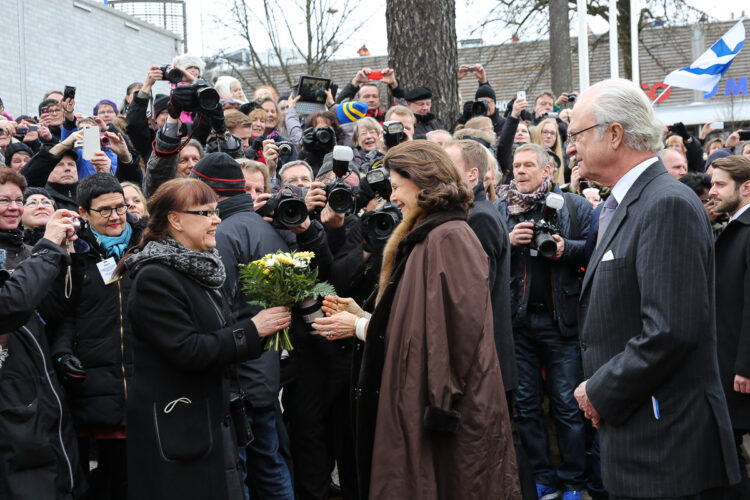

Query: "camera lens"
<box><xmin>167</xmin><ymin>68</ymin><xmax>183</xmax><ymax>84</ymax></box>
<box><xmin>278</xmin><ymin>143</ymin><xmax>292</xmax><ymax>156</ymax></box>
<box><xmin>327</xmin><ymin>185</ymin><xmax>354</xmax><ymax>213</ymax></box>
<box><xmin>277</xmin><ymin>198</ymin><xmax>308</xmax><ymax>227</ymax></box>
<box><xmin>471</xmin><ymin>101</ymin><xmax>488</xmax><ymax>116</ymax></box>
<box><xmin>371</xmin><ymin>212</ymin><xmax>396</xmax><ymax>239</ymax></box>
<box><xmin>535</xmin><ymin>232</ymin><xmax>558</xmax><ymax>259</ymax></box>
<box><xmin>316</xmin><ymin>128</ymin><xmax>332</xmax><ymax>144</ymax></box>
<box><xmin>197</xmin><ymin>87</ymin><xmax>220</xmax><ymax>110</ymax></box>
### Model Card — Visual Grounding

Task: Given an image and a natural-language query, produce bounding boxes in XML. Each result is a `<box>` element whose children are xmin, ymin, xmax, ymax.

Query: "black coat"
<box><xmin>715</xmin><ymin>207</ymin><xmax>750</xmax><ymax>428</ymax></box>
<box><xmin>413</xmin><ymin>113</ymin><xmax>442</xmax><ymax>140</ymax></box>
<box><xmin>126</xmin><ymin>260</ymin><xmax>264</xmax><ymax>500</ymax></box>
<box><xmin>0</xmin><ymin>239</ymin><xmax>81</xmax><ymax>499</ymax></box>
<box><xmin>0</xmin><ymin>229</ymin><xmax>32</xmax><ymax>270</ymax></box>
<box><xmin>45</xmin><ymin>181</ymin><xmax>79</xmax><ymax>212</ymax></box>
<box><xmin>467</xmin><ymin>184</ymin><xmax>518</xmax><ymax>391</ymax></box>
<box><xmin>50</xmin><ymin>218</ymin><xmax>144</xmax><ymax>428</ymax></box>
<box><xmin>215</xmin><ymin>194</ymin><xmax>290</xmax><ymax>407</ymax></box>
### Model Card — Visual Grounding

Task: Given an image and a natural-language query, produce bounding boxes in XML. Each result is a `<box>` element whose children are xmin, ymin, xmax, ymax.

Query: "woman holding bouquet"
<box><xmin>118</xmin><ymin>178</ymin><xmax>291</xmax><ymax>500</ymax></box>
<box><xmin>313</xmin><ymin>140</ymin><xmax>521</xmax><ymax>499</ymax></box>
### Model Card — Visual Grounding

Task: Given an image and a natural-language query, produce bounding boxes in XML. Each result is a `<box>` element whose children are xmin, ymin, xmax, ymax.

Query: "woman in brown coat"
<box><xmin>314</xmin><ymin>140</ymin><xmax>520</xmax><ymax>499</ymax></box>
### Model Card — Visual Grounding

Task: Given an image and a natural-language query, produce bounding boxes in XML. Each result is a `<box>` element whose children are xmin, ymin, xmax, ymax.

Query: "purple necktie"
<box><xmin>597</xmin><ymin>195</ymin><xmax>619</xmax><ymax>247</ymax></box>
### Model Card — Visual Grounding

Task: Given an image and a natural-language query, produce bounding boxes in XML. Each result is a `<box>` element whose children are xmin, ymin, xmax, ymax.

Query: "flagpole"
<box><xmin>609</xmin><ymin>0</ymin><xmax>619</xmax><ymax>78</ymax></box>
<box><xmin>651</xmin><ymin>85</ymin><xmax>670</xmax><ymax>106</ymax></box>
<box><xmin>630</xmin><ymin>0</ymin><xmax>640</xmax><ymax>85</ymax></box>
<box><xmin>578</xmin><ymin>0</ymin><xmax>590</xmax><ymax>90</ymax></box>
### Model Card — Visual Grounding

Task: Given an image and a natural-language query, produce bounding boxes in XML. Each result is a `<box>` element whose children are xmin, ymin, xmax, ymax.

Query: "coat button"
<box><xmin>234</xmin><ymin>330</ymin><xmax>244</xmax><ymax>340</ymax></box>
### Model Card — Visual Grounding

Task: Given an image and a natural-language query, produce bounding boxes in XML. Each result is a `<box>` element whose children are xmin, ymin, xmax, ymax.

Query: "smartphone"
<box><xmin>367</xmin><ymin>71</ymin><xmax>383</xmax><ymax>80</ymax></box>
<box><xmin>738</xmin><ymin>130</ymin><xmax>750</xmax><ymax>141</ymax></box>
<box><xmin>82</xmin><ymin>126</ymin><xmax>101</xmax><ymax>160</ymax></box>
<box><xmin>28</xmin><ymin>125</ymin><xmax>39</xmax><ymax>132</ymax></box>
<box><xmin>517</xmin><ymin>91</ymin><xmax>526</xmax><ymax>101</ymax></box>
<box><xmin>710</xmin><ymin>122</ymin><xmax>724</xmax><ymax>130</ymax></box>
<box><xmin>63</xmin><ymin>85</ymin><xmax>76</xmax><ymax>101</ymax></box>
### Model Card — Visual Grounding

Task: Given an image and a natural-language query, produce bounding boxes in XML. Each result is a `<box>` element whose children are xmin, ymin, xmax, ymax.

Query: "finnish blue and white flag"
<box><xmin>664</xmin><ymin>20</ymin><xmax>745</xmax><ymax>93</ymax></box>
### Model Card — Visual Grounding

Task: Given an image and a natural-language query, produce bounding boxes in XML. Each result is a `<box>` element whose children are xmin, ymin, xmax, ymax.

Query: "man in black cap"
<box><xmin>405</xmin><ymin>86</ymin><xmax>443</xmax><ymax>140</ymax></box>
<box><xmin>4</xmin><ymin>143</ymin><xmax>33</xmax><ymax>172</ymax></box>
<box><xmin>456</xmin><ymin>64</ymin><xmax>505</xmax><ymax>136</ymax></box>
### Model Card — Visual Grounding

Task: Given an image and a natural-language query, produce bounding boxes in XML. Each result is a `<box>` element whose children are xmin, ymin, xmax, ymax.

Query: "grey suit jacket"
<box><xmin>579</xmin><ymin>160</ymin><xmax>740</xmax><ymax>497</ymax></box>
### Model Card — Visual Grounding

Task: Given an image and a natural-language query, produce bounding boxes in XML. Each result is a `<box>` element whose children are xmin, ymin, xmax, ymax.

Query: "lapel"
<box><xmin>582</xmin><ymin>161</ymin><xmax>666</xmax><ymax>295</ymax></box>
<box><xmin>717</xmin><ymin>206</ymin><xmax>750</xmax><ymax>246</ymax></box>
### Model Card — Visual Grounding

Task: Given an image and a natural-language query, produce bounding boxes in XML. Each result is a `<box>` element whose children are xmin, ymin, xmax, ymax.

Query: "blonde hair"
<box><xmin>120</xmin><ymin>181</ymin><xmax>149</xmax><ymax>217</ymax></box>
<box><xmin>530</xmin><ymin>118</ymin><xmax>564</xmax><ymax>184</ymax></box>
<box><xmin>665</xmin><ymin>134</ymin><xmax>687</xmax><ymax>153</ymax></box>
<box><xmin>238</xmin><ymin>159</ymin><xmax>271</xmax><ymax>194</ymax></box>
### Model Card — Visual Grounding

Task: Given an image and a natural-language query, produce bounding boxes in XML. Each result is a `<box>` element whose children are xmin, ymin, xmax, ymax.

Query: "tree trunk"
<box><xmin>549</xmin><ymin>0</ymin><xmax>572</xmax><ymax>95</ymax></box>
<box><xmin>386</xmin><ymin>0</ymin><xmax>459</xmax><ymax>130</ymax></box>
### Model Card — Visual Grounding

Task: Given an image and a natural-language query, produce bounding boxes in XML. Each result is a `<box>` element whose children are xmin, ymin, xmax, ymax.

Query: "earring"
<box><xmin>178</xmin><ymin>228</ymin><xmax>184</xmax><ymax>232</ymax></box>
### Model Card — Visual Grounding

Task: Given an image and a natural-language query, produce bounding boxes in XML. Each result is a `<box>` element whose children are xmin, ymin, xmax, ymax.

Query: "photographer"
<box><xmin>0</xmin><ymin>201</ymin><xmax>83</xmax><ymax>499</ymax></box>
<box><xmin>335</xmin><ymin>67</ymin><xmax>405</xmax><ymax>121</ymax></box>
<box><xmin>496</xmin><ymin>96</ymin><xmax>530</xmax><ymax>179</ymax></box>
<box><xmin>665</xmin><ymin>122</ymin><xmax>705</xmax><ymax>173</ymax></box>
<box><xmin>235</xmin><ymin>108</ymin><xmax>297</xmax><ymax>168</ymax></box>
<box><xmin>298</xmin><ymin>111</ymin><xmax>346</xmax><ymax>176</ymax></box>
<box><xmin>125</xmin><ymin>65</ymin><xmax>172</xmax><ymax>162</ymax></box>
<box><xmin>496</xmin><ymin>143</ymin><xmax>591</xmax><ymax>497</ymax></box>
<box><xmin>532</xmin><ymin>91</ymin><xmax>570</xmax><ymax>139</ymax></box>
<box><xmin>456</xmin><ymin>64</ymin><xmax>505</xmax><ymax>136</ymax></box>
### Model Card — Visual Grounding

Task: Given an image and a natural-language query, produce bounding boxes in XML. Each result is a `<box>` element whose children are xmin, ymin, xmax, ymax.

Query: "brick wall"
<box><xmin>0</xmin><ymin>0</ymin><xmax>181</xmax><ymax>117</ymax></box>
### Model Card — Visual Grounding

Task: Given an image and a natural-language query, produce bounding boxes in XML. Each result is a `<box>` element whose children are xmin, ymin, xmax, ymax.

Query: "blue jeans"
<box><xmin>513</xmin><ymin>312</ymin><xmax>586</xmax><ymax>490</ymax></box>
<box><xmin>238</xmin><ymin>404</ymin><xmax>294</xmax><ymax>500</ymax></box>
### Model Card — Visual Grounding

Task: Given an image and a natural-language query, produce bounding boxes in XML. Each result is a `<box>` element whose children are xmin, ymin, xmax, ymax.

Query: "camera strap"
<box><xmin>563</xmin><ymin>193</ymin><xmax>579</xmax><ymax>240</ymax></box>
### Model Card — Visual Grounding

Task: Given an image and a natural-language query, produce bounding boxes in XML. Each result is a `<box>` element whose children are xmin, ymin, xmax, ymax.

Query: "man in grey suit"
<box><xmin>568</xmin><ymin>78</ymin><xmax>740</xmax><ymax>499</ymax></box>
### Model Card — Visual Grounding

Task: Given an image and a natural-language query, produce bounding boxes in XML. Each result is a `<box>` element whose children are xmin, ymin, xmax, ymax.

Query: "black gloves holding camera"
<box><xmin>669</xmin><ymin>122</ymin><xmax>690</xmax><ymax>142</ymax></box>
<box><xmin>55</xmin><ymin>353</ymin><xmax>87</xmax><ymax>384</ymax></box>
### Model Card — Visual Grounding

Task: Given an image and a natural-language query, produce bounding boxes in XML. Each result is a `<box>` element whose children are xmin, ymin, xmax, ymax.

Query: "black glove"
<box><xmin>55</xmin><ymin>353</ymin><xmax>87</xmax><ymax>383</ymax></box>
<box><xmin>669</xmin><ymin>122</ymin><xmax>690</xmax><ymax>141</ymax></box>
<box><xmin>201</xmin><ymin>103</ymin><xmax>227</xmax><ymax>135</ymax></box>
<box><xmin>168</xmin><ymin>85</ymin><xmax>196</xmax><ymax>119</ymax></box>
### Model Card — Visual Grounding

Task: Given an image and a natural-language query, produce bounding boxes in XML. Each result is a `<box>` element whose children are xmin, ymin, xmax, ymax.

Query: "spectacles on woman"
<box><xmin>0</xmin><ymin>197</ymin><xmax>24</xmax><ymax>208</ymax></box>
<box><xmin>179</xmin><ymin>208</ymin><xmax>220</xmax><ymax>218</ymax></box>
<box><xmin>89</xmin><ymin>204</ymin><xmax>130</xmax><ymax>218</ymax></box>
<box><xmin>25</xmin><ymin>199</ymin><xmax>55</xmax><ymax>208</ymax></box>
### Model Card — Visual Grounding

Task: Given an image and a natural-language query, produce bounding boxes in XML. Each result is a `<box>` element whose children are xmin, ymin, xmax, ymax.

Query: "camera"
<box><xmin>302</xmin><ymin>126</ymin><xmax>336</xmax><ymax>154</ymax></box>
<box><xmin>100</xmin><ymin>133</ymin><xmax>110</xmax><ymax>147</ymax></box>
<box><xmin>565</xmin><ymin>92</ymin><xmax>576</xmax><ymax>103</ymax></box>
<box><xmin>382</xmin><ymin>121</ymin><xmax>406</xmax><ymax>148</ymax></box>
<box><xmin>256</xmin><ymin>185</ymin><xmax>309</xmax><ymax>229</ymax></box>
<box><xmin>244</xmin><ymin>137</ymin><xmax>267</xmax><ymax>161</ymax></box>
<box><xmin>15</xmin><ymin>125</ymin><xmax>39</xmax><ymax>136</ymax></box>
<box><xmin>360</xmin><ymin>202</ymin><xmax>402</xmax><ymax>251</ymax></box>
<box><xmin>529</xmin><ymin>192</ymin><xmax>564</xmax><ymax>259</ymax></box>
<box><xmin>160</xmin><ymin>65</ymin><xmax>184</xmax><ymax>84</ymax></box>
<box><xmin>471</xmin><ymin>100</ymin><xmax>488</xmax><ymax>117</ymax></box>
<box><xmin>276</xmin><ymin>140</ymin><xmax>294</xmax><ymax>157</ymax></box>
<box><xmin>366</xmin><ymin>166</ymin><xmax>391</xmax><ymax>200</ymax></box>
<box><xmin>172</xmin><ymin>79</ymin><xmax>220</xmax><ymax>113</ymax></box>
<box><xmin>542</xmin><ymin>111</ymin><xmax>559</xmax><ymax>119</ymax></box>
<box><xmin>323</xmin><ymin>146</ymin><xmax>356</xmax><ymax>214</ymax></box>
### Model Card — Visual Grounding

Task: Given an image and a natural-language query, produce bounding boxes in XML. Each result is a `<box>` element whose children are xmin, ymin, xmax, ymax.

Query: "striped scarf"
<box><xmin>500</xmin><ymin>177</ymin><xmax>552</xmax><ymax>215</ymax></box>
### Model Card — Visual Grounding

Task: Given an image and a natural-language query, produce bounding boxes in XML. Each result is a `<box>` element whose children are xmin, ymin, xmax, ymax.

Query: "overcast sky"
<box><xmin>185</xmin><ymin>0</ymin><xmax>743</xmax><ymax>59</ymax></box>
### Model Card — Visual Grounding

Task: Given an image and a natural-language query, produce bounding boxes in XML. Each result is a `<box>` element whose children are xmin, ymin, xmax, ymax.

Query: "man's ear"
<box><xmin>609</xmin><ymin>123</ymin><xmax>624</xmax><ymax>150</ymax></box>
<box><xmin>741</xmin><ymin>179</ymin><xmax>750</xmax><ymax>198</ymax></box>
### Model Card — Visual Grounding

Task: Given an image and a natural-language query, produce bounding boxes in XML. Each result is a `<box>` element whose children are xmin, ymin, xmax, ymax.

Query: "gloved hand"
<box><xmin>168</xmin><ymin>85</ymin><xmax>196</xmax><ymax>118</ymax></box>
<box><xmin>201</xmin><ymin>103</ymin><xmax>227</xmax><ymax>135</ymax></box>
<box><xmin>669</xmin><ymin>122</ymin><xmax>690</xmax><ymax>141</ymax></box>
<box><xmin>55</xmin><ymin>353</ymin><xmax>87</xmax><ymax>383</ymax></box>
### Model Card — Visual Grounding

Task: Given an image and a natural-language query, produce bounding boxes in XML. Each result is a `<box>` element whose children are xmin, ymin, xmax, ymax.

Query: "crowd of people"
<box><xmin>1</xmin><ymin>52</ymin><xmax>750</xmax><ymax>500</ymax></box>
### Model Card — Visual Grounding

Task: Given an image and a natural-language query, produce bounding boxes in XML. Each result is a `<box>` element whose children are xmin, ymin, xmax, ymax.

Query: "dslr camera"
<box><xmin>382</xmin><ymin>121</ymin><xmax>406</xmax><ymax>148</ymax></box>
<box><xmin>470</xmin><ymin>100</ymin><xmax>488</xmax><ymax>117</ymax></box>
<box><xmin>171</xmin><ymin>79</ymin><xmax>220</xmax><ymax>113</ymax></box>
<box><xmin>361</xmin><ymin>167</ymin><xmax>403</xmax><ymax>251</ymax></box>
<box><xmin>321</xmin><ymin>146</ymin><xmax>356</xmax><ymax>214</ymax></box>
<box><xmin>526</xmin><ymin>192</ymin><xmax>564</xmax><ymax>259</ymax></box>
<box><xmin>256</xmin><ymin>185</ymin><xmax>309</xmax><ymax>229</ymax></box>
<box><xmin>160</xmin><ymin>65</ymin><xmax>184</xmax><ymax>84</ymax></box>
<box><xmin>302</xmin><ymin>126</ymin><xmax>336</xmax><ymax>154</ymax></box>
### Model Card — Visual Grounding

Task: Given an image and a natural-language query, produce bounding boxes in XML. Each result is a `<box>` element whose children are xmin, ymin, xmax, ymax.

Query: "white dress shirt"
<box><xmin>610</xmin><ymin>157</ymin><xmax>660</xmax><ymax>205</ymax></box>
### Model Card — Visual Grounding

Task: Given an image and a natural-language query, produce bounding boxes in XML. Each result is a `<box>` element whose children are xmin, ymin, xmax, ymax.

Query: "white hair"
<box><xmin>585</xmin><ymin>78</ymin><xmax>664</xmax><ymax>154</ymax></box>
<box><xmin>514</xmin><ymin>143</ymin><xmax>552</xmax><ymax>170</ymax></box>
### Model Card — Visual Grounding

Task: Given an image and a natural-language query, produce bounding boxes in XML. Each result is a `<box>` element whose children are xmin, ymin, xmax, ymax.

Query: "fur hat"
<box><xmin>4</xmin><ymin>142</ymin><xmax>33</xmax><ymax>166</ymax></box>
<box><xmin>173</xmin><ymin>53</ymin><xmax>206</xmax><ymax>74</ymax></box>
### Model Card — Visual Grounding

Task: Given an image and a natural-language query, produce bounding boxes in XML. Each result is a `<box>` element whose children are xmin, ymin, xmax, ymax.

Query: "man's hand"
<box><xmin>381</xmin><ymin>68</ymin><xmax>397</xmax><ymax>88</ymax></box>
<box><xmin>352</xmin><ymin>67</ymin><xmax>372</xmax><ymax>86</ymax></box>
<box><xmin>253</xmin><ymin>193</ymin><xmax>274</xmax><ymax>223</ymax></box>
<box><xmin>699</xmin><ymin>122</ymin><xmax>715</xmax><ymax>140</ymax></box>
<box><xmin>62</xmin><ymin>98</ymin><xmax>76</xmax><ymax>121</ymax></box>
<box><xmin>457</xmin><ymin>65</ymin><xmax>471</xmax><ymax>80</ymax></box>
<box><xmin>0</xmin><ymin>121</ymin><xmax>17</xmax><ymax>137</ymax></box>
<box><xmin>104</xmin><ymin>132</ymin><xmax>131</xmax><ymax>161</ymax></box>
<box><xmin>734</xmin><ymin>375</ymin><xmax>750</xmax><ymax>394</ymax></box>
<box><xmin>289</xmin><ymin>217</ymin><xmax>311</xmax><ymax>235</ymax></box>
<box><xmin>143</xmin><ymin>65</ymin><xmax>163</xmax><ymax>92</ymax></box>
<box><xmin>90</xmin><ymin>150</ymin><xmax>112</xmax><ymax>173</ymax></box>
<box><xmin>38</xmin><ymin>123</ymin><xmax>53</xmax><ymax>142</ymax></box>
<box><xmin>509</xmin><ymin>221</ymin><xmax>534</xmax><ymax>247</ymax></box>
<box><xmin>286</xmin><ymin>94</ymin><xmax>301</xmax><ymax>109</ymax></box>
<box><xmin>55</xmin><ymin>353</ymin><xmax>87</xmax><ymax>383</ymax></box>
<box><xmin>61</xmin><ymin>129</ymin><xmax>84</xmax><ymax>148</ymax></box>
<box><xmin>727</xmin><ymin>130</ymin><xmax>742</xmax><ymax>149</ymax></box>
<box><xmin>262</xmin><ymin>140</ymin><xmax>279</xmax><ymax>171</ymax></box>
<box><xmin>320</xmin><ymin>204</ymin><xmax>345</xmax><ymax>229</ymax></box>
<box><xmin>548</xmin><ymin>234</ymin><xmax>565</xmax><ymax>260</ymax></box>
<box><xmin>474</xmin><ymin>64</ymin><xmax>487</xmax><ymax>84</ymax></box>
<box><xmin>511</xmin><ymin>97</ymin><xmax>528</xmax><ymax>119</ymax></box>
<box><xmin>324</xmin><ymin>89</ymin><xmax>335</xmax><ymax>108</ymax></box>
<box><xmin>569</xmin><ymin>165</ymin><xmax>581</xmax><ymax>194</ymax></box>
<box><xmin>556</xmin><ymin>91</ymin><xmax>579</xmax><ymax>106</ymax></box>
<box><xmin>575</xmin><ymin>380</ymin><xmax>601</xmax><ymax>429</ymax></box>
<box><xmin>305</xmin><ymin>182</ymin><xmax>327</xmax><ymax>212</ymax></box>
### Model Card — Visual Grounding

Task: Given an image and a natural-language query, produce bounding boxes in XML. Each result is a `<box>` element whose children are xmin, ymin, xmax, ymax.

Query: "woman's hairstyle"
<box><xmin>485</xmin><ymin>148</ymin><xmax>500</xmax><ymax>202</ymax></box>
<box><xmin>237</xmin><ymin>159</ymin><xmax>271</xmax><ymax>194</ymax></box>
<box><xmin>117</xmin><ymin>178</ymin><xmax>216</xmax><ymax>274</ymax></box>
<box><xmin>665</xmin><ymin>134</ymin><xmax>687</xmax><ymax>152</ymax></box>
<box><xmin>705</xmin><ymin>136</ymin><xmax>723</xmax><ymax>153</ymax></box>
<box><xmin>452</xmin><ymin>127</ymin><xmax>497</xmax><ymax>148</ymax></box>
<box><xmin>248</xmin><ymin>108</ymin><xmax>269</xmax><ymax>126</ymax></box>
<box><xmin>352</xmin><ymin>116</ymin><xmax>381</xmax><ymax>146</ymax></box>
<box><xmin>120</xmin><ymin>82</ymin><xmax>142</xmax><ymax>113</ymax></box>
<box><xmin>253</xmin><ymin>85</ymin><xmax>279</xmax><ymax>103</ymax></box>
<box><xmin>224</xmin><ymin>109</ymin><xmax>254</xmax><ymax>131</ymax></box>
<box><xmin>259</xmin><ymin>97</ymin><xmax>282</xmax><ymax>130</ymax></box>
<box><xmin>77</xmin><ymin>172</ymin><xmax>124</xmax><ymax>211</ymax></box>
<box><xmin>530</xmin><ymin>118</ymin><xmax>564</xmax><ymax>184</ymax></box>
<box><xmin>464</xmin><ymin>116</ymin><xmax>493</xmax><ymax>132</ymax></box>
<box><xmin>0</xmin><ymin>166</ymin><xmax>28</xmax><ymax>193</ymax></box>
<box><xmin>121</xmin><ymin>181</ymin><xmax>149</xmax><ymax>218</ymax></box>
<box><xmin>384</xmin><ymin>140</ymin><xmax>474</xmax><ymax>214</ymax></box>
<box><xmin>215</xmin><ymin>75</ymin><xmax>248</xmax><ymax>103</ymax></box>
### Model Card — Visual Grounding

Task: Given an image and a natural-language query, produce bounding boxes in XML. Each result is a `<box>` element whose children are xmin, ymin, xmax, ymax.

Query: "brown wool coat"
<box><xmin>368</xmin><ymin>218</ymin><xmax>521</xmax><ymax>499</ymax></box>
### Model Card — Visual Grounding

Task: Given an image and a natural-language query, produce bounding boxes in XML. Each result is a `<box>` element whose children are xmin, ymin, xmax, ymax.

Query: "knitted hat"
<box><xmin>475</xmin><ymin>85</ymin><xmax>496</xmax><ymax>102</ymax></box>
<box><xmin>4</xmin><ymin>142</ymin><xmax>33</xmax><ymax>166</ymax></box>
<box><xmin>336</xmin><ymin>101</ymin><xmax>368</xmax><ymax>124</ymax></box>
<box><xmin>404</xmin><ymin>86</ymin><xmax>432</xmax><ymax>102</ymax></box>
<box><xmin>93</xmin><ymin>99</ymin><xmax>119</xmax><ymax>116</ymax></box>
<box><xmin>38</xmin><ymin>98</ymin><xmax>58</xmax><ymax>116</ymax></box>
<box><xmin>190</xmin><ymin>152</ymin><xmax>246</xmax><ymax>197</ymax></box>
<box><xmin>705</xmin><ymin>147</ymin><xmax>733</xmax><ymax>170</ymax></box>
<box><xmin>173</xmin><ymin>53</ymin><xmax>206</xmax><ymax>74</ymax></box>
<box><xmin>153</xmin><ymin>94</ymin><xmax>170</xmax><ymax>117</ymax></box>
<box><xmin>23</xmin><ymin>186</ymin><xmax>53</xmax><ymax>204</ymax></box>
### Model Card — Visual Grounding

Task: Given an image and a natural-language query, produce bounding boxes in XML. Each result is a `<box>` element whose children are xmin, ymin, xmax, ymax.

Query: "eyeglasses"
<box><xmin>0</xmin><ymin>197</ymin><xmax>24</xmax><ymax>208</ymax></box>
<box><xmin>25</xmin><ymin>199</ymin><xmax>55</xmax><ymax>208</ymax></box>
<box><xmin>179</xmin><ymin>208</ymin><xmax>220</xmax><ymax>218</ymax></box>
<box><xmin>283</xmin><ymin>177</ymin><xmax>312</xmax><ymax>184</ymax></box>
<box><xmin>46</xmin><ymin>109</ymin><xmax>62</xmax><ymax>115</ymax></box>
<box><xmin>89</xmin><ymin>204</ymin><xmax>129</xmax><ymax>218</ymax></box>
<box><xmin>567</xmin><ymin>123</ymin><xmax>607</xmax><ymax>143</ymax></box>
<box><xmin>359</xmin><ymin>129</ymin><xmax>379</xmax><ymax>137</ymax></box>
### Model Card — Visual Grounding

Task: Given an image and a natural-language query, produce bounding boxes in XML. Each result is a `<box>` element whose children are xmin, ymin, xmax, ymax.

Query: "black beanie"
<box><xmin>4</xmin><ymin>142</ymin><xmax>33</xmax><ymax>166</ymax></box>
<box><xmin>154</xmin><ymin>94</ymin><xmax>170</xmax><ymax>117</ymax></box>
<box><xmin>23</xmin><ymin>186</ymin><xmax>53</xmax><ymax>204</ymax></box>
<box><xmin>404</xmin><ymin>86</ymin><xmax>432</xmax><ymax>102</ymax></box>
<box><xmin>190</xmin><ymin>152</ymin><xmax>246</xmax><ymax>197</ymax></box>
<box><xmin>475</xmin><ymin>85</ymin><xmax>496</xmax><ymax>102</ymax></box>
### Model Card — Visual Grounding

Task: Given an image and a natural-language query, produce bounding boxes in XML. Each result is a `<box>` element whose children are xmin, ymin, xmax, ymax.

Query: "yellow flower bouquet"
<box><xmin>240</xmin><ymin>251</ymin><xmax>335</xmax><ymax>351</ymax></box>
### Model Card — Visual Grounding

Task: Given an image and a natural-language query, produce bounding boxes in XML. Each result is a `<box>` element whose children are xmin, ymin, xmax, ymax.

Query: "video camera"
<box><xmin>527</xmin><ymin>192</ymin><xmax>564</xmax><ymax>259</ymax></box>
<box><xmin>256</xmin><ymin>185</ymin><xmax>309</xmax><ymax>229</ymax></box>
<box><xmin>170</xmin><ymin>79</ymin><xmax>220</xmax><ymax>114</ymax></box>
